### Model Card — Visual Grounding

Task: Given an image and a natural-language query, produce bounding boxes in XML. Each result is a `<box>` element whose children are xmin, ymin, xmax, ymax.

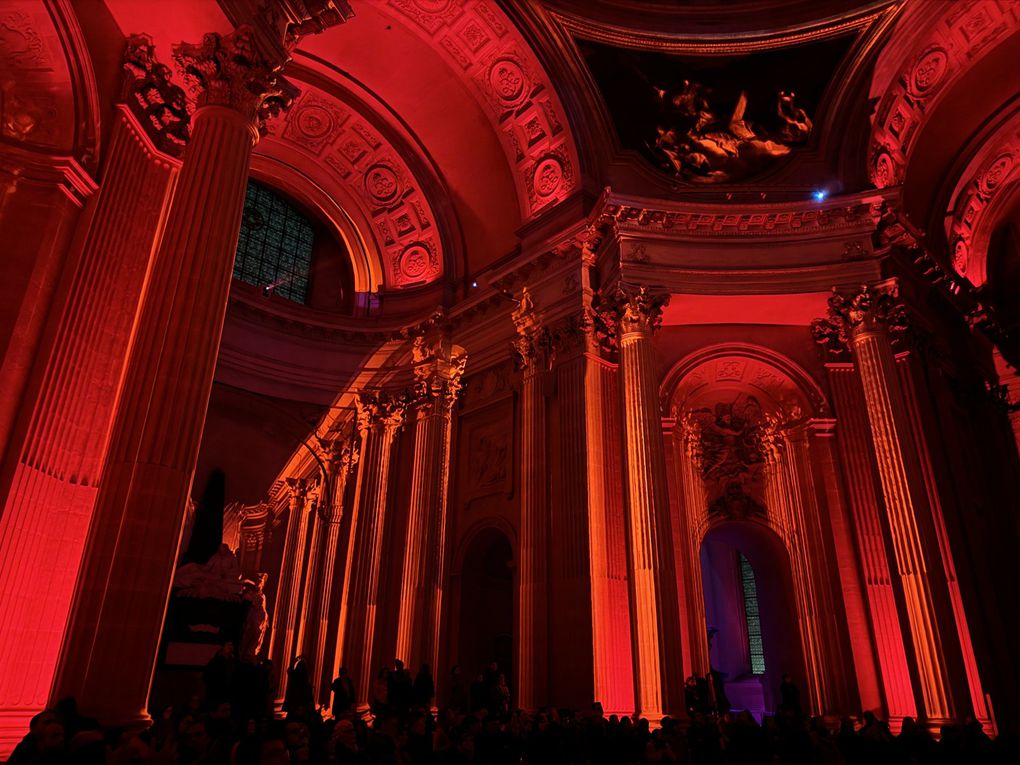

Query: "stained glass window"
<box><xmin>234</xmin><ymin>181</ymin><xmax>314</xmax><ymax>304</ymax></box>
<box><xmin>740</xmin><ymin>553</ymin><xmax>766</xmax><ymax>675</ymax></box>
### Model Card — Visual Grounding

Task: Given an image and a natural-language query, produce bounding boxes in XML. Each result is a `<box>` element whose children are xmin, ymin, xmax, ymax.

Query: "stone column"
<box><xmin>270</xmin><ymin>478</ymin><xmax>312</xmax><ymax>708</ymax></box>
<box><xmin>826</xmin><ymin>363</ymin><xmax>916</xmax><ymax>721</ymax></box>
<box><xmin>813</xmin><ymin>282</ymin><xmax>962</xmax><ymax>725</ymax></box>
<box><xmin>804</xmin><ymin>419</ymin><xmax>885</xmax><ymax>717</ymax></box>
<box><xmin>395</xmin><ymin>333</ymin><xmax>466</xmax><ymax>679</ymax></box>
<box><xmin>52</xmin><ymin>27</ymin><xmax>294</xmax><ymax>725</ymax></box>
<box><xmin>0</xmin><ymin>148</ymin><xmax>95</xmax><ymax>457</ymax></box>
<box><xmin>335</xmin><ymin>392</ymin><xmax>406</xmax><ymax>712</ymax></box>
<box><xmin>301</xmin><ymin>440</ymin><xmax>358</xmax><ymax>703</ymax></box>
<box><xmin>614</xmin><ymin>286</ymin><xmax>684</xmax><ymax>721</ymax></box>
<box><xmin>674</xmin><ymin>416</ymin><xmax>710</xmax><ymax>679</ymax></box>
<box><xmin>0</xmin><ymin>85</ymin><xmax>175</xmax><ymax>746</ymax></box>
<box><xmin>511</xmin><ymin>288</ymin><xmax>549</xmax><ymax>710</ymax></box>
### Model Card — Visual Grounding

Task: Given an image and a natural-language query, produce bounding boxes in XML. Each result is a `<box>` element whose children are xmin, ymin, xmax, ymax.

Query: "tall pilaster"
<box><xmin>613</xmin><ymin>286</ymin><xmax>684</xmax><ymax>721</ymax></box>
<box><xmin>270</xmin><ymin>478</ymin><xmax>313</xmax><ymax>708</ymax></box>
<box><xmin>0</xmin><ymin>85</ymin><xmax>174</xmax><ymax>746</ymax></box>
<box><xmin>395</xmin><ymin>331</ymin><xmax>466</xmax><ymax>679</ymax></box>
<box><xmin>511</xmin><ymin>287</ymin><xmax>549</xmax><ymax>710</ymax></box>
<box><xmin>301</xmin><ymin>440</ymin><xmax>358</xmax><ymax>704</ymax></box>
<box><xmin>813</xmin><ymin>282</ymin><xmax>965</xmax><ymax>724</ymax></box>
<box><xmin>335</xmin><ymin>392</ymin><xmax>406</xmax><ymax>712</ymax></box>
<box><xmin>53</xmin><ymin>27</ymin><xmax>292</xmax><ymax>725</ymax></box>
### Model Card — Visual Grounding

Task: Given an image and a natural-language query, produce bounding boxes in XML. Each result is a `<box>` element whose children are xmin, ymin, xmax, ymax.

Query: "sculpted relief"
<box><xmin>652</xmin><ymin>82</ymin><xmax>811</xmax><ymax>182</ymax></box>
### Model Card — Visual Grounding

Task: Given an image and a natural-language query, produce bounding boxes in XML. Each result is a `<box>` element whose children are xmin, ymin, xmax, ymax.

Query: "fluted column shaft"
<box><xmin>53</xmin><ymin>93</ymin><xmax>258</xmax><ymax>723</ymax></box>
<box><xmin>0</xmin><ymin>110</ymin><xmax>173</xmax><ymax>749</ymax></box>
<box><xmin>271</xmin><ymin>480</ymin><xmax>313</xmax><ymax>708</ymax></box>
<box><xmin>827</xmin><ymin>364</ymin><xmax>915</xmax><ymax>720</ymax></box>
<box><xmin>516</xmin><ymin>362</ymin><xmax>547</xmax><ymax>709</ymax></box>
<box><xmin>301</xmin><ymin>442</ymin><xmax>358</xmax><ymax>704</ymax></box>
<box><xmin>396</xmin><ymin>340</ymin><xmax>464</xmax><ymax>679</ymax></box>
<box><xmin>511</xmin><ymin>290</ymin><xmax>548</xmax><ymax>710</ymax></box>
<box><xmin>336</xmin><ymin>396</ymin><xmax>404</xmax><ymax>711</ymax></box>
<box><xmin>851</xmin><ymin>326</ymin><xmax>957</xmax><ymax>722</ymax></box>
<box><xmin>674</xmin><ymin>423</ymin><xmax>710</xmax><ymax>678</ymax></box>
<box><xmin>616</xmin><ymin>289</ymin><xmax>683</xmax><ymax>721</ymax></box>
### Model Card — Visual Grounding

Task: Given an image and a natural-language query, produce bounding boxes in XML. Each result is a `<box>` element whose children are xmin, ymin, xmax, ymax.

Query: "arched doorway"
<box><xmin>700</xmin><ymin>521</ymin><xmax>805</xmax><ymax>719</ymax></box>
<box><xmin>456</xmin><ymin>528</ymin><xmax>514</xmax><ymax>695</ymax></box>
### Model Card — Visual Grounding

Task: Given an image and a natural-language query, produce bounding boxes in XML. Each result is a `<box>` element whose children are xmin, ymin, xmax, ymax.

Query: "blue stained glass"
<box><xmin>740</xmin><ymin>553</ymin><xmax>766</xmax><ymax>675</ymax></box>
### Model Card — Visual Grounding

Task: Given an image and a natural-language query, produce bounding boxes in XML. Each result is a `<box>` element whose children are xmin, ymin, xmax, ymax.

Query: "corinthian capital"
<box><xmin>355</xmin><ymin>391</ymin><xmax>407</xmax><ymax>434</ymax></box>
<box><xmin>511</xmin><ymin>286</ymin><xmax>546</xmax><ymax>371</ymax></box>
<box><xmin>285</xmin><ymin>476</ymin><xmax>309</xmax><ymax>508</ymax></box>
<box><xmin>811</xmin><ymin>280</ymin><xmax>909</xmax><ymax>355</ymax></box>
<box><xmin>412</xmin><ymin>335</ymin><xmax>467</xmax><ymax>413</ymax></box>
<box><xmin>172</xmin><ymin>26</ymin><xmax>298</xmax><ymax>132</ymax></box>
<box><xmin>123</xmin><ymin>35</ymin><xmax>191</xmax><ymax>156</ymax></box>
<box><xmin>618</xmin><ymin>285</ymin><xmax>669</xmax><ymax>335</ymax></box>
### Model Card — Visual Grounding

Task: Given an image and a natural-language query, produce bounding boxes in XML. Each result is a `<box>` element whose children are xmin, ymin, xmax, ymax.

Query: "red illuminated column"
<box><xmin>270</xmin><ymin>478</ymin><xmax>313</xmax><ymax>708</ymax></box>
<box><xmin>615</xmin><ymin>287</ymin><xmax>684</xmax><ymax>722</ymax></box>
<box><xmin>335</xmin><ymin>393</ymin><xmax>406</xmax><ymax>712</ymax></box>
<box><xmin>673</xmin><ymin>417</ymin><xmax>710</xmax><ymax>679</ymax></box>
<box><xmin>0</xmin><ymin>108</ymin><xmax>174</xmax><ymax>750</ymax></box>
<box><xmin>895</xmin><ymin>351</ymin><xmax>992</xmax><ymax>729</ymax></box>
<box><xmin>826</xmin><ymin>363</ymin><xmax>916</xmax><ymax>722</ymax></box>
<box><xmin>511</xmin><ymin>288</ymin><xmax>549</xmax><ymax>710</ymax></box>
<box><xmin>0</xmin><ymin>148</ymin><xmax>94</xmax><ymax>457</ymax></box>
<box><xmin>804</xmin><ymin>419</ymin><xmax>884</xmax><ymax>716</ymax></box>
<box><xmin>298</xmin><ymin>440</ymin><xmax>358</xmax><ymax>703</ymax></box>
<box><xmin>817</xmin><ymin>282</ymin><xmax>963</xmax><ymax>725</ymax></box>
<box><xmin>52</xmin><ymin>28</ymin><xmax>292</xmax><ymax>726</ymax></box>
<box><xmin>395</xmin><ymin>334</ymin><xmax>466</xmax><ymax>682</ymax></box>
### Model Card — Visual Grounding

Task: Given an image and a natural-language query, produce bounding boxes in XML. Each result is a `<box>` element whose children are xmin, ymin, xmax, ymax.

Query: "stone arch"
<box><xmin>868</xmin><ymin>0</ymin><xmax>1020</xmax><ymax>193</ymax></box>
<box><xmin>446</xmin><ymin>519</ymin><xmax>516</xmax><ymax>699</ymax></box>
<box><xmin>261</xmin><ymin>64</ymin><xmax>466</xmax><ymax>292</ymax></box>
<box><xmin>698</xmin><ymin>518</ymin><xmax>806</xmax><ymax>716</ymax></box>
<box><xmin>0</xmin><ymin>0</ymin><xmax>100</xmax><ymax>163</ymax></box>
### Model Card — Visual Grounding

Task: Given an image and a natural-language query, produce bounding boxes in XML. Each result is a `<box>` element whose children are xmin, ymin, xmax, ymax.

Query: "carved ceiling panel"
<box><xmin>869</xmin><ymin>0</ymin><xmax>1020</xmax><ymax>190</ymax></box>
<box><xmin>268</xmin><ymin>83</ymin><xmax>445</xmax><ymax>289</ymax></box>
<box><xmin>946</xmin><ymin>117</ymin><xmax>1020</xmax><ymax>286</ymax></box>
<box><xmin>379</xmin><ymin>0</ymin><xmax>579</xmax><ymax>218</ymax></box>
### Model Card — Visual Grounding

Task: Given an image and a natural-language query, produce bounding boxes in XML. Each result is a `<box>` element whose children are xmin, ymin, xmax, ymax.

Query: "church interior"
<box><xmin>3</xmin><ymin>0</ymin><xmax>1020</xmax><ymax>762</ymax></box>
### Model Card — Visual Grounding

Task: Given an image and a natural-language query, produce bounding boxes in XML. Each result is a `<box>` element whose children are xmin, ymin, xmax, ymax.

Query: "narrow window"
<box><xmin>234</xmin><ymin>180</ymin><xmax>314</xmax><ymax>304</ymax></box>
<box><xmin>740</xmin><ymin>553</ymin><xmax>765</xmax><ymax>675</ymax></box>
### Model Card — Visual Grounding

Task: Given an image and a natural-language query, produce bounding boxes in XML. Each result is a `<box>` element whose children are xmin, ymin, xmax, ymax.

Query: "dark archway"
<box><xmin>456</xmin><ymin>528</ymin><xmax>514</xmax><ymax>697</ymax></box>
<box><xmin>700</xmin><ymin>520</ymin><xmax>804</xmax><ymax>718</ymax></box>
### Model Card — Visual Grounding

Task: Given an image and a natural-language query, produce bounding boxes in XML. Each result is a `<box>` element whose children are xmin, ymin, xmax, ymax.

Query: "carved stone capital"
<box><xmin>172</xmin><ymin>26</ymin><xmax>299</xmax><ymax>133</ymax></box>
<box><xmin>355</xmin><ymin>391</ymin><xmax>407</xmax><ymax>434</ymax></box>
<box><xmin>412</xmin><ymin>336</ymin><xmax>467</xmax><ymax>413</ymax></box>
<box><xmin>123</xmin><ymin>35</ymin><xmax>191</xmax><ymax>156</ymax></box>
<box><xmin>589</xmin><ymin>285</ymin><xmax>669</xmax><ymax>351</ymax></box>
<box><xmin>511</xmin><ymin>286</ymin><xmax>546</xmax><ymax>371</ymax></box>
<box><xmin>285</xmin><ymin>476</ymin><xmax>309</xmax><ymax>509</ymax></box>
<box><xmin>315</xmin><ymin>436</ymin><xmax>359</xmax><ymax>523</ymax></box>
<box><xmin>811</xmin><ymin>280</ymin><xmax>909</xmax><ymax>356</ymax></box>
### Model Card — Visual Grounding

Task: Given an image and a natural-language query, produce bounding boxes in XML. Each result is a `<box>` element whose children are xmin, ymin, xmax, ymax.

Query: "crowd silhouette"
<box><xmin>9</xmin><ymin>648</ymin><xmax>1020</xmax><ymax>764</ymax></box>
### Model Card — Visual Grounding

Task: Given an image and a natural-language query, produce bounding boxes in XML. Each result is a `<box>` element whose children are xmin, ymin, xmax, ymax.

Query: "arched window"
<box><xmin>234</xmin><ymin>180</ymin><xmax>314</xmax><ymax>304</ymax></box>
<box><xmin>740</xmin><ymin>553</ymin><xmax>766</xmax><ymax>675</ymax></box>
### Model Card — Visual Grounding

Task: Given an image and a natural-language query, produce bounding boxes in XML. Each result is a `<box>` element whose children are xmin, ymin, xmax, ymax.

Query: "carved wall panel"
<box><xmin>0</xmin><ymin>3</ymin><xmax>77</xmax><ymax>150</ymax></box>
